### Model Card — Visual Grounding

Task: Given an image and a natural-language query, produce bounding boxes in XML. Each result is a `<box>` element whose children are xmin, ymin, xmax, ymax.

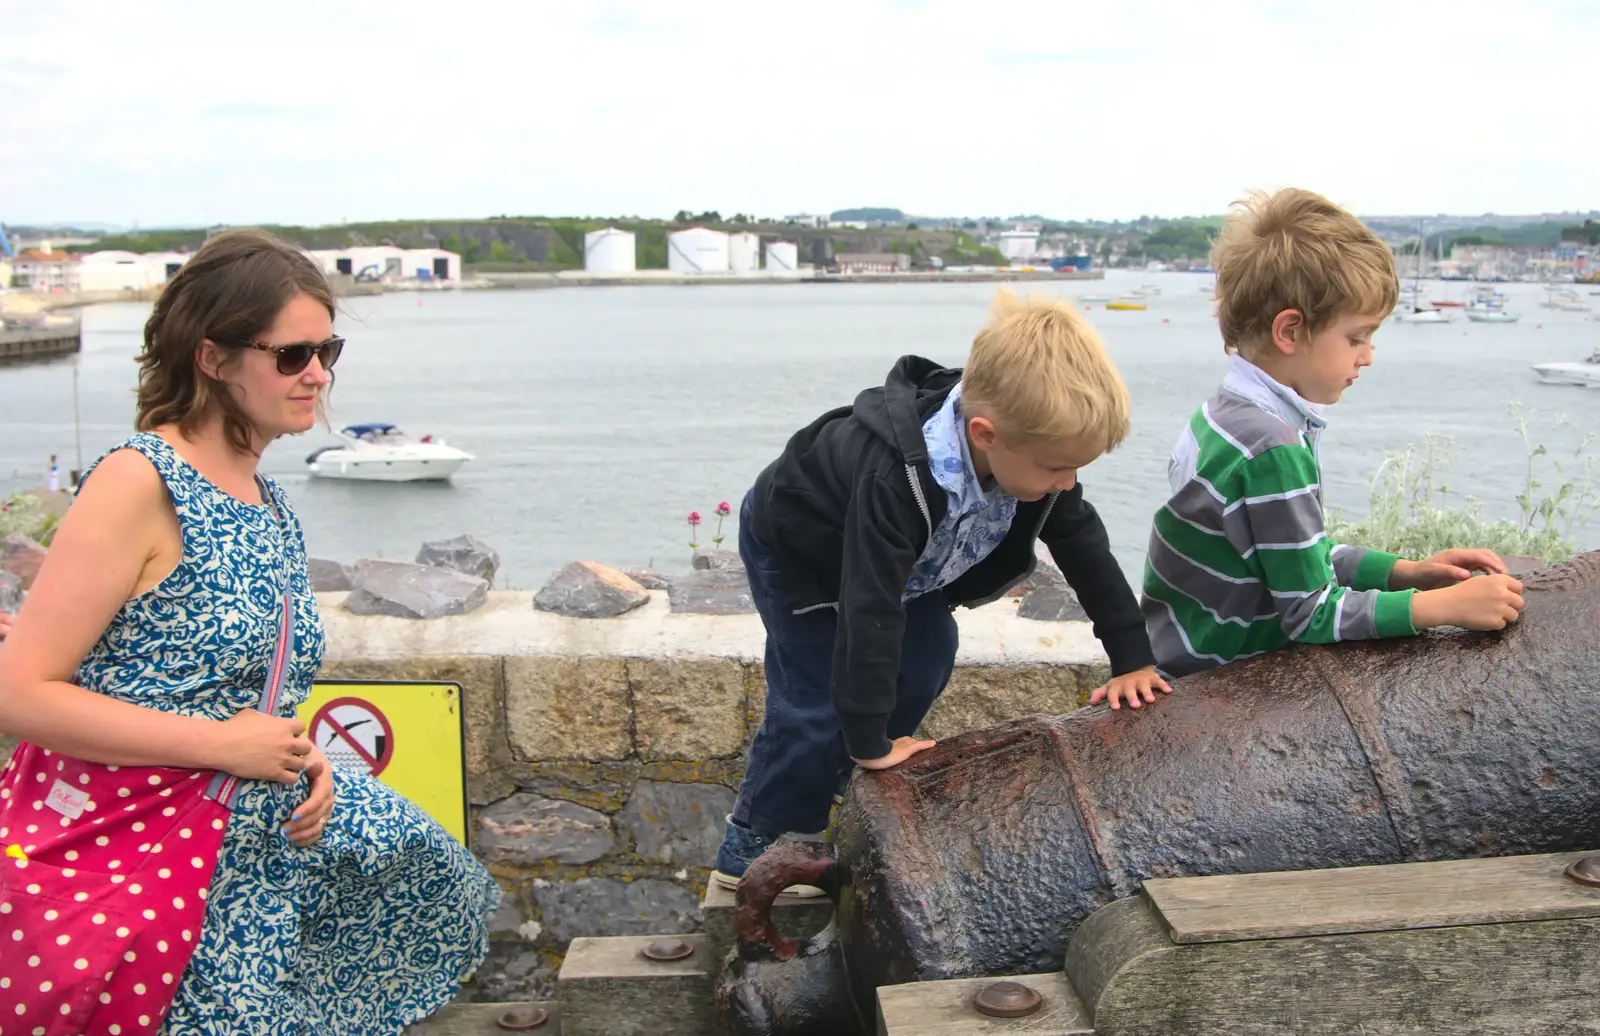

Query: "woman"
<box><xmin>0</xmin><ymin>229</ymin><xmax>497</xmax><ymax>1034</ymax></box>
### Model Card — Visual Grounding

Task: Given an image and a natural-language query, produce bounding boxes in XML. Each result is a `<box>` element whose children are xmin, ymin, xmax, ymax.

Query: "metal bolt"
<box><xmin>641</xmin><ymin>936</ymin><xmax>695</xmax><ymax>962</ymax></box>
<box><xmin>973</xmin><ymin>980</ymin><xmax>1043</xmax><ymax>1018</ymax></box>
<box><xmin>1565</xmin><ymin>856</ymin><xmax>1600</xmax><ymax>888</ymax></box>
<box><xmin>496</xmin><ymin>1005</ymin><xmax>549</xmax><ymax>1031</ymax></box>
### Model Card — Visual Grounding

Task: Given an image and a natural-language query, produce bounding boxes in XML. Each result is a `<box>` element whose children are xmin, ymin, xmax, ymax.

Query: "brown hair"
<box><xmin>136</xmin><ymin>227</ymin><xmax>335</xmax><ymax>454</ymax></box>
<box><xmin>1210</xmin><ymin>188</ymin><xmax>1398</xmax><ymax>359</ymax></box>
<box><xmin>961</xmin><ymin>289</ymin><xmax>1131</xmax><ymax>453</ymax></box>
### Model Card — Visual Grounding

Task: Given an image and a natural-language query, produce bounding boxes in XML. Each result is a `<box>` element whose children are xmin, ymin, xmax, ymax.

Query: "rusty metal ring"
<box><xmin>1565</xmin><ymin>856</ymin><xmax>1600</xmax><ymax>887</ymax></box>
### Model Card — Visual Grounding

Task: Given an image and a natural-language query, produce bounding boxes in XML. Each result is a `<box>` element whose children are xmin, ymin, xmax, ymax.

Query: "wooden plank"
<box><xmin>875</xmin><ymin>973</ymin><xmax>1092</xmax><ymax>1036</ymax></box>
<box><xmin>1143</xmin><ymin>849</ymin><xmax>1600</xmax><ymax>944</ymax></box>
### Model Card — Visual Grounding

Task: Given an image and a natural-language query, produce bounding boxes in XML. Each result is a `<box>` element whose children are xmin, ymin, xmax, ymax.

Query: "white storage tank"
<box><xmin>584</xmin><ymin>227</ymin><xmax>637</xmax><ymax>273</ymax></box>
<box><xmin>728</xmin><ymin>232</ymin><xmax>760</xmax><ymax>274</ymax></box>
<box><xmin>667</xmin><ymin>227</ymin><xmax>731</xmax><ymax>274</ymax></box>
<box><xmin>764</xmin><ymin>241</ymin><xmax>799</xmax><ymax>273</ymax></box>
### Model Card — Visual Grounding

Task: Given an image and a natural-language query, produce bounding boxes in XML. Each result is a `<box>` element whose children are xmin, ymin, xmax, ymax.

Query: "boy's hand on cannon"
<box><xmin>1391</xmin><ymin>549</ymin><xmax>1507</xmax><ymax>591</ymax></box>
<box><xmin>1090</xmin><ymin>666</ymin><xmax>1172</xmax><ymax>711</ymax></box>
<box><xmin>854</xmin><ymin>736</ymin><xmax>937</xmax><ymax>771</ymax></box>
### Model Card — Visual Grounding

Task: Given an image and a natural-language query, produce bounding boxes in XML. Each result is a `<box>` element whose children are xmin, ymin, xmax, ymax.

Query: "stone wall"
<box><xmin>316</xmin><ymin>589</ymin><xmax>1110</xmax><ymax>1001</ymax></box>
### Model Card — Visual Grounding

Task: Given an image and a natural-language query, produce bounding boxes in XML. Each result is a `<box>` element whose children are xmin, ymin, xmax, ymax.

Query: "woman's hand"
<box><xmin>284</xmin><ymin>746</ymin><xmax>335</xmax><ymax>848</ymax></box>
<box><xmin>214</xmin><ymin>709</ymin><xmax>313</xmax><ymax>783</ymax></box>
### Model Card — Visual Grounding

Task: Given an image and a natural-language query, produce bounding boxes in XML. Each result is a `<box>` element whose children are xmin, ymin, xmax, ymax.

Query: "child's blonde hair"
<box><xmin>1211</xmin><ymin>187</ymin><xmax>1398</xmax><ymax>359</ymax></box>
<box><xmin>962</xmin><ymin>289</ymin><xmax>1131</xmax><ymax>454</ymax></box>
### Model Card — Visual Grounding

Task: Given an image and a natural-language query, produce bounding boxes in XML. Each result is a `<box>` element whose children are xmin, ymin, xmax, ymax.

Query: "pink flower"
<box><xmin>687</xmin><ymin>511</ymin><xmax>702</xmax><ymax>526</ymax></box>
<box><xmin>715</xmin><ymin>501</ymin><xmax>731</xmax><ymax>517</ymax></box>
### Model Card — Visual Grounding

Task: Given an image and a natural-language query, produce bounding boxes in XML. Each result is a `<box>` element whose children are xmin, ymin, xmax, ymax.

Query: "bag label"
<box><xmin>44</xmin><ymin>778</ymin><xmax>89</xmax><ymax>820</ymax></box>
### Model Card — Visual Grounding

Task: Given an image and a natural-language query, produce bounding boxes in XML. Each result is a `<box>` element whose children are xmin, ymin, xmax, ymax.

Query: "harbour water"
<box><xmin>2</xmin><ymin>271</ymin><xmax>1597</xmax><ymax>588</ymax></box>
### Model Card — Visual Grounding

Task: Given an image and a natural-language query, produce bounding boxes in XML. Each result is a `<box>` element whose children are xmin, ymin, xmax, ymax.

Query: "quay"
<box><xmin>0</xmin><ymin>325</ymin><xmax>82</xmax><ymax>363</ymax></box>
<box><xmin>475</xmin><ymin>267</ymin><xmax>1105</xmax><ymax>290</ymax></box>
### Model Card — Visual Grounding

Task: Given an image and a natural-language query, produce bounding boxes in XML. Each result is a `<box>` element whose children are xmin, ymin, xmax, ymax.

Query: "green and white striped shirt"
<box><xmin>1141</xmin><ymin>356</ymin><xmax>1416</xmax><ymax>678</ymax></box>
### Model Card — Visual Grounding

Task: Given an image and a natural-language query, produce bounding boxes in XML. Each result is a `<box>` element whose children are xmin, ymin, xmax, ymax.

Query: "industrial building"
<box><xmin>584</xmin><ymin>228</ymin><xmax>636</xmax><ymax>273</ymax></box>
<box><xmin>77</xmin><ymin>251</ymin><xmax>158</xmax><ymax>293</ymax></box>
<box><xmin>728</xmin><ymin>232</ymin><xmax>760</xmax><ymax>274</ymax></box>
<box><xmin>764</xmin><ymin>241</ymin><xmax>799</xmax><ymax>273</ymax></box>
<box><xmin>666</xmin><ymin>227</ymin><xmax>731</xmax><ymax>274</ymax></box>
<box><xmin>308</xmin><ymin>246</ymin><xmax>460</xmax><ymax>282</ymax></box>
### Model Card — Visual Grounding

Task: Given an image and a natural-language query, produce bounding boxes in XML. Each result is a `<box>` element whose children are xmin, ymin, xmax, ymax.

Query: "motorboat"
<box><xmin>1531</xmin><ymin>349</ymin><xmax>1600</xmax><ymax>388</ymax></box>
<box><xmin>1393</xmin><ymin>306</ymin><xmax>1452</xmax><ymax>323</ymax></box>
<box><xmin>305</xmin><ymin>423</ymin><xmax>474</xmax><ymax>481</ymax></box>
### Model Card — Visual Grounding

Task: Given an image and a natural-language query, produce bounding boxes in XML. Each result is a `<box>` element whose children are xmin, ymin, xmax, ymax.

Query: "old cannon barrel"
<box><xmin>728</xmin><ymin>552</ymin><xmax>1600</xmax><ymax>1035</ymax></box>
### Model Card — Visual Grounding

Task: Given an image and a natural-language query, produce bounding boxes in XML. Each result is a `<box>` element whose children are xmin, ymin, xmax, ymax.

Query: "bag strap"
<box><xmin>205</xmin><ymin>474</ymin><xmax>295</xmax><ymax>808</ymax></box>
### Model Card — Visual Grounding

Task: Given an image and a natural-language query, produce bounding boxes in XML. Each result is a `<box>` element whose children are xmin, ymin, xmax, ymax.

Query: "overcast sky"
<box><xmin>3</xmin><ymin>0</ymin><xmax>1595</xmax><ymax>228</ymax></box>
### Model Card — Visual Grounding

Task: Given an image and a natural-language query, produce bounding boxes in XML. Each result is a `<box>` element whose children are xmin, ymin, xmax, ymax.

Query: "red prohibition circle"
<box><xmin>309</xmin><ymin>696</ymin><xmax>397</xmax><ymax>776</ymax></box>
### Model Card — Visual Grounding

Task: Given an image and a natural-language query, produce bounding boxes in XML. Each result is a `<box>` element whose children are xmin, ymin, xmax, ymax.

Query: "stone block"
<box><xmin>1</xmin><ymin>534</ymin><xmax>46</xmax><ymax>590</ymax></box>
<box><xmin>417</xmin><ymin>533</ymin><xmax>501</xmax><ymax>584</ymax></box>
<box><xmin>504</xmin><ymin>656</ymin><xmax>634</xmax><ymax>762</ymax></box>
<box><xmin>918</xmin><ymin>664</ymin><xmax>1087</xmax><ymax>741</ymax></box>
<box><xmin>308</xmin><ymin>557</ymin><xmax>355</xmax><ymax>592</ymax></box>
<box><xmin>876</xmin><ymin>972</ymin><xmax>1090</xmax><ymax>1035</ymax></box>
<box><xmin>558</xmin><ymin>934</ymin><xmax>712</xmax><ymax>1036</ymax></box>
<box><xmin>476</xmin><ymin>793</ymin><xmax>615</xmax><ymax>866</ymax></box>
<box><xmin>630</xmin><ymin>658</ymin><xmax>746</xmax><ymax>761</ymax></box>
<box><xmin>533</xmin><ymin>561</ymin><xmax>648</xmax><ymax>618</ymax></box>
<box><xmin>639</xmin><ymin>759</ymin><xmax>742</xmax><ymax>787</ymax></box>
<box><xmin>666</xmin><ymin>568</ymin><xmax>755</xmax><ymax>615</ymax></box>
<box><xmin>533</xmin><ymin>878</ymin><xmax>702</xmax><ymax>944</ymax></box>
<box><xmin>316</xmin><ymin>654</ymin><xmax>512</xmax><ymax>805</ymax></box>
<box><xmin>618</xmin><ymin>780</ymin><xmax>735</xmax><ymax>866</ymax></box>
<box><xmin>464</xmin><ymin>944</ymin><xmax>557</xmax><ymax>1004</ymax></box>
<box><xmin>347</xmin><ymin>558</ymin><xmax>489</xmax><ymax>619</ymax></box>
<box><xmin>488</xmin><ymin>890</ymin><xmax>524</xmax><ymax>939</ymax></box>
<box><xmin>516</xmin><ymin>760</ymin><xmax>640</xmax><ymax>813</ymax></box>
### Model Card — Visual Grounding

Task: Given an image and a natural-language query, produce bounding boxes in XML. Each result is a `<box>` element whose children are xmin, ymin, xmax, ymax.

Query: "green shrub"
<box><xmin>1327</xmin><ymin>404</ymin><xmax>1598</xmax><ymax>563</ymax></box>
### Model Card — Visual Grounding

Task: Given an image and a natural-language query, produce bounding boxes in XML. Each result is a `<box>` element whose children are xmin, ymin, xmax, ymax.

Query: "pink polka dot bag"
<box><xmin>0</xmin><ymin>578</ymin><xmax>293</xmax><ymax>1036</ymax></box>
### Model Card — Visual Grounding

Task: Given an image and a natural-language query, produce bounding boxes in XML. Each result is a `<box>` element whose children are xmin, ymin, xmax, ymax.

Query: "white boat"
<box><xmin>1077</xmin><ymin>293</ymin><xmax>1111</xmax><ymax>303</ymax></box>
<box><xmin>1531</xmin><ymin>350</ymin><xmax>1600</xmax><ymax>388</ymax></box>
<box><xmin>1130</xmin><ymin>284</ymin><xmax>1162</xmax><ymax>296</ymax></box>
<box><xmin>1465</xmin><ymin>308</ymin><xmax>1520</xmax><ymax>323</ymax></box>
<box><xmin>306</xmin><ymin>423</ymin><xmax>474</xmax><ymax>481</ymax></box>
<box><xmin>1394</xmin><ymin>306</ymin><xmax>1452</xmax><ymax>323</ymax></box>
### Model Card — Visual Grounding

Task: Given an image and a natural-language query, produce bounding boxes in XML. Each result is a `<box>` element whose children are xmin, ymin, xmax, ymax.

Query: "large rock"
<box><xmin>532</xmin><ymin>878</ymin><xmax>702</xmax><ymax>944</ymax></box>
<box><xmin>691</xmin><ymin>550</ymin><xmax>743</xmax><ymax>571</ymax></box>
<box><xmin>345</xmin><ymin>558</ymin><xmax>489</xmax><ymax>618</ymax></box>
<box><xmin>476</xmin><ymin>794</ymin><xmax>615</xmax><ymax>865</ymax></box>
<box><xmin>622</xmin><ymin>569</ymin><xmax>670</xmax><ymax>591</ymax></box>
<box><xmin>2</xmin><ymin>534</ymin><xmax>46</xmax><ymax>590</ymax></box>
<box><xmin>534</xmin><ymin>561</ymin><xmax>649</xmax><ymax>618</ymax></box>
<box><xmin>416</xmin><ymin>534</ymin><xmax>501</xmax><ymax>584</ymax></box>
<box><xmin>1016</xmin><ymin>564</ymin><xmax>1087</xmax><ymax>622</ymax></box>
<box><xmin>630</xmin><ymin>658</ymin><xmax>748</xmax><ymax>761</ymax></box>
<box><xmin>0</xmin><ymin>571</ymin><xmax>22</xmax><ymax>613</ymax></box>
<box><xmin>667</xmin><ymin>568</ymin><xmax>754</xmax><ymax>615</ymax></box>
<box><xmin>308</xmin><ymin>557</ymin><xmax>355</xmax><ymax>592</ymax></box>
<box><xmin>619</xmin><ymin>780</ymin><xmax>736</xmax><ymax>866</ymax></box>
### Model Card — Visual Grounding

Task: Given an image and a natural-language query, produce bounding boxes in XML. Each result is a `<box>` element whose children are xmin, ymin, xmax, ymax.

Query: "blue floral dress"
<box><xmin>72</xmin><ymin>433</ymin><xmax>498</xmax><ymax>1035</ymax></box>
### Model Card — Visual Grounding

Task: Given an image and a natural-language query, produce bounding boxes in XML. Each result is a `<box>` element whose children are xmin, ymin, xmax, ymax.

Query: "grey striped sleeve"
<box><xmin>1330</xmin><ymin>543</ymin><xmax>1369</xmax><ymax>586</ymax></box>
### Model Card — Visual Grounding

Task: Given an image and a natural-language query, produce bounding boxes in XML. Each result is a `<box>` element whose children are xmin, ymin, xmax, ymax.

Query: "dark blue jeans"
<box><xmin>733</xmin><ymin>491</ymin><xmax>959</xmax><ymax>835</ymax></box>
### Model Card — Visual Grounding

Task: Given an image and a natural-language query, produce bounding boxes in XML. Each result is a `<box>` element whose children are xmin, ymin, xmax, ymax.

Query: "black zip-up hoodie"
<box><xmin>749</xmin><ymin>355</ymin><xmax>1155</xmax><ymax>761</ymax></box>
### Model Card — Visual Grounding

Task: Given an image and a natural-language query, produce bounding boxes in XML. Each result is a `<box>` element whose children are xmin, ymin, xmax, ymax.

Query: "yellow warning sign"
<box><xmin>297</xmin><ymin>681</ymin><xmax>469</xmax><ymax>846</ymax></box>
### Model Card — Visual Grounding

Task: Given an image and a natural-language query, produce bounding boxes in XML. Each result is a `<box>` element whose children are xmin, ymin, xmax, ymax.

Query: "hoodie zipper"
<box><xmin>905</xmin><ymin>464</ymin><xmax>934</xmax><ymax>540</ymax></box>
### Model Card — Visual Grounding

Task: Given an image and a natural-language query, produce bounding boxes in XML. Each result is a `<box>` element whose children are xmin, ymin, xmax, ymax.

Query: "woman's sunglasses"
<box><xmin>236</xmin><ymin>335</ymin><xmax>345</xmax><ymax>376</ymax></box>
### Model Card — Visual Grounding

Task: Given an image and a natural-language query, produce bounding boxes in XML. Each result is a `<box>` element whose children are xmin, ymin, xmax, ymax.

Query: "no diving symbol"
<box><xmin>310</xmin><ymin>697</ymin><xmax>395</xmax><ymax>777</ymax></box>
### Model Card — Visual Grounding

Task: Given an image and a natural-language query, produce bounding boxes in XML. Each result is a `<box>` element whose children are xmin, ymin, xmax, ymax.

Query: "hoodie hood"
<box><xmin>851</xmin><ymin>355</ymin><xmax>962</xmax><ymax>465</ymax></box>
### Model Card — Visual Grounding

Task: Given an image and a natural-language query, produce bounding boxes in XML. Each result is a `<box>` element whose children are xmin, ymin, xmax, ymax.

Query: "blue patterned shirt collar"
<box><xmin>926</xmin><ymin>383</ymin><xmax>999</xmax><ymax>513</ymax></box>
